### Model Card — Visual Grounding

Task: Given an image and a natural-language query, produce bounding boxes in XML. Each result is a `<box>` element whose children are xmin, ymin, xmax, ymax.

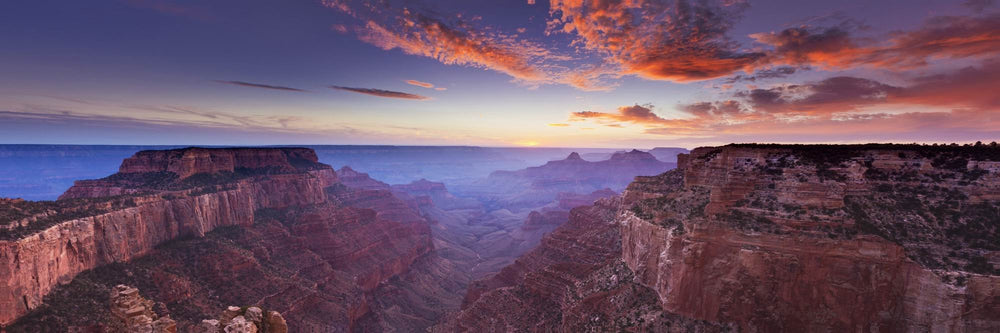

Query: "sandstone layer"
<box><xmin>0</xmin><ymin>147</ymin><xmax>432</xmax><ymax>330</ymax></box>
<box><xmin>449</xmin><ymin>144</ymin><xmax>1000</xmax><ymax>332</ymax></box>
<box><xmin>623</xmin><ymin>144</ymin><xmax>1000</xmax><ymax>331</ymax></box>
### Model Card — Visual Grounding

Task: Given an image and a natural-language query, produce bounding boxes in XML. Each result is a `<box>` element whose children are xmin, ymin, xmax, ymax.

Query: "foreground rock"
<box><xmin>449</xmin><ymin>143</ymin><xmax>1000</xmax><ymax>332</ymax></box>
<box><xmin>108</xmin><ymin>284</ymin><xmax>176</xmax><ymax>333</ymax></box>
<box><xmin>624</xmin><ymin>144</ymin><xmax>1000</xmax><ymax>331</ymax></box>
<box><xmin>1</xmin><ymin>148</ymin><xmax>431</xmax><ymax>331</ymax></box>
<box><xmin>436</xmin><ymin>199</ymin><xmax>732</xmax><ymax>331</ymax></box>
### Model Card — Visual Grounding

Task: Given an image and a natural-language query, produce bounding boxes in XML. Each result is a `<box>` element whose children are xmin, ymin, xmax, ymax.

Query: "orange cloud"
<box><xmin>325</xmin><ymin>1</ymin><xmax>551</xmax><ymax>83</ymax></box>
<box><xmin>405</xmin><ymin>80</ymin><xmax>435</xmax><ymax>89</ymax></box>
<box><xmin>548</xmin><ymin>123</ymin><xmax>571</xmax><ymax>127</ymax></box>
<box><xmin>754</xmin><ymin>14</ymin><xmax>1000</xmax><ymax>70</ymax></box>
<box><xmin>548</xmin><ymin>0</ymin><xmax>764</xmax><ymax>82</ymax></box>
<box><xmin>572</xmin><ymin>60</ymin><xmax>1000</xmax><ymax>137</ymax></box>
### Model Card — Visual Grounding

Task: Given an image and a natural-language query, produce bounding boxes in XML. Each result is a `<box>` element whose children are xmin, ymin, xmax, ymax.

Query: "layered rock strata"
<box><xmin>622</xmin><ymin>144</ymin><xmax>1000</xmax><ymax>331</ymax></box>
<box><xmin>449</xmin><ymin>144</ymin><xmax>1000</xmax><ymax>332</ymax></box>
<box><xmin>0</xmin><ymin>147</ymin><xmax>429</xmax><ymax>330</ymax></box>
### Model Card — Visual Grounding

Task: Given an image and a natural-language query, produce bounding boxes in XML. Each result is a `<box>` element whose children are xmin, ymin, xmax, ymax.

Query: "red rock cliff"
<box><xmin>0</xmin><ymin>148</ymin><xmax>339</xmax><ymax>325</ymax></box>
<box><xmin>117</xmin><ymin>147</ymin><xmax>321</xmax><ymax>179</ymax></box>
<box><xmin>622</xmin><ymin>144</ymin><xmax>1000</xmax><ymax>331</ymax></box>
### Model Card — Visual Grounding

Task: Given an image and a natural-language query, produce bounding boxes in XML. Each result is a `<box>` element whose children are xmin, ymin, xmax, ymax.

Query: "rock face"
<box><xmin>59</xmin><ymin>147</ymin><xmax>330</xmax><ymax>200</ymax></box>
<box><xmin>622</xmin><ymin>144</ymin><xmax>1000</xmax><ymax>331</ymax></box>
<box><xmin>108</xmin><ymin>284</ymin><xmax>176</xmax><ymax>333</ymax></box>
<box><xmin>116</xmin><ymin>147</ymin><xmax>321</xmax><ymax>179</ymax></box>
<box><xmin>449</xmin><ymin>144</ymin><xmax>1000</xmax><ymax>332</ymax></box>
<box><xmin>0</xmin><ymin>147</ymin><xmax>433</xmax><ymax>330</ymax></box>
<box><xmin>438</xmin><ymin>199</ymin><xmax>731</xmax><ymax>332</ymax></box>
<box><xmin>196</xmin><ymin>304</ymin><xmax>285</xmax><ymax>333</ymax></box>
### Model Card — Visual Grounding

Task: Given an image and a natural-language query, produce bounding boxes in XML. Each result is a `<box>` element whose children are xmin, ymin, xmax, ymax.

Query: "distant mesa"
<box><xmin>118</xmin><ymin>147</ymin><xmax>325</xmax><ymax>179</ymax></box>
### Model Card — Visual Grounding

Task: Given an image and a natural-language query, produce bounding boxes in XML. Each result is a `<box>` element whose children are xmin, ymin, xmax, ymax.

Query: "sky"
<box><xmin>0</xmin><ymin>0</ymin><xmax>997</xmax><ymax>149</ymax></box>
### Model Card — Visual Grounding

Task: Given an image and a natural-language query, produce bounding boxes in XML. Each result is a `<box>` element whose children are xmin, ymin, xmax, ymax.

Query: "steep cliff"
<box><xmin>437</xmin><ymin>199</ymin><xmax>732</xmax><ymax>332</ymax></box>
<box><xmin>448</xmin><ymin>144</ymin><xmax>1000</xmax><ymax>332</ymax></box>
<box><xmin>0</xmin><ymin>147</ymin><xmax>433</xmax><ymax>330</ymax></box>
<box><xmin>623</xmin><ymin>144</ymin><xmax>1000</xmax><ymax>331</ymax></box>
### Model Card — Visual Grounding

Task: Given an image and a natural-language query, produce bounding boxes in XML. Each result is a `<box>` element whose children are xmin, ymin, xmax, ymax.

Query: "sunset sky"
<box><xmin>1</xmin><ymin>0</ymin><xmax>997</xmax><ymax>148</ymax></box>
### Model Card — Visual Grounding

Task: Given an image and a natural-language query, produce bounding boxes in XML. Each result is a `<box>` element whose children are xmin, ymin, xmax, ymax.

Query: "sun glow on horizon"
<box><xmin>517</xmin><ymin>140</ymin><xmax>541</xmax><ymax>147</ymax></box>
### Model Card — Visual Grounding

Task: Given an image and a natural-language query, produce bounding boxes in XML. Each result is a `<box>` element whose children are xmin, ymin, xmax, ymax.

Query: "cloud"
<box><xmin>329</xmin><ymin>85</ymin><xmax>429</xmax><ymax>100</ymax></box>
<box><xmin>754</xmin><ymin>14</ymin><xmax>1000</xmax><ymax>70</ymax></box>
<box><xmin>963</xmin><ymin>0</ymin><xmax>995</xmax><ymax>12</ymax></box>
<box><xmin>325</xmin><ymin>0</ymin><xmax>551</xmax><ymax>83</ymax></box>
<box><xmin>736</xmin><ymin>59</ymin><xmax>1000</xmax><ymax>115</ymax></box>
<box><xmin>571</xmin><ymin>104</ymin><xmax>670</xmax><ymax>125</ymax></box>
<box><xmin>326</xmin><ymin>0</ymin><xmax>999</xmax><ymax>92</ymax></box>
<box><xmin>405</xmin><ymin>79</ymin><xmax>435</xmax><ymax>89</ymax></box>
<box><xmin>214</xmin><ymin>80</ymin><xmax>307</xmax><ymax>92</ymax></box>
<box><xmin>548</xmin><ymin>0</ymin><xmax>764</xmax><ymax>82</ymax></box>
<box><xmin>724</xmin><ymin>66</ymin><xmax>799</xmax><ymax>83</ymax></box>
<box><xmin>548</xmin><ymin>123</ymin><xmax>570</xmax><ymax>127</ymax></box>
<box><xmin>570</xmin><ymin>60</ymin><xmax>1000</xmax><ymax>137</ymax></box>
<box><xmin>737</xmin><ymin>76</ymin><xmax>899</xmax><ymax>115</ymax></box>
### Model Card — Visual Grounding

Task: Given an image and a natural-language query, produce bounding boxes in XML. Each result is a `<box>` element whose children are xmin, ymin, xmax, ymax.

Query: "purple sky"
<box><xmin>0</xmin><ymin>0</ymin><xmax>997</xmax><ymax>148</ymax></box>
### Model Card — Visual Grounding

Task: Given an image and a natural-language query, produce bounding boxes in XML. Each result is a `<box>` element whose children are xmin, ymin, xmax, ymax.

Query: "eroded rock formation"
<box><xmin>450</xmin><ymin>144</ymin><xmax>1000</xmax><ymax>332</ymax></box>
<box><xmin>621</xmin><ymin>144</ymin><xmax>1000</xmax><ymax>331</ymax></box>
<box><xmin>0</xmin><ymin>147</ymin><xmax>431</xmax><ymax>331</ymax></box>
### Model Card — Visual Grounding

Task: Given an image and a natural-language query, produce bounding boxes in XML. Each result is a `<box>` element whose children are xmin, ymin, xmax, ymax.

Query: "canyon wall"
<box><xmin>0</xmin><ymin>148</ymin><xmax>340</xmax><ymax>325</ymax></box>
<box><xmin>622</xmin><ymin>145</ymin><xmax>1000</xmax><ymax>331</ymax></box>
<box><xmin>451</xmin><ymin>144</ymin><xmax>1000</xmax><ymax>332</ymax></box>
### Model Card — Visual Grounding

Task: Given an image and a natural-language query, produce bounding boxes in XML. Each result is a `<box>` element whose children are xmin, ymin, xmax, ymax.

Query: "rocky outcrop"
<box><xmin>448</xmin><ymin>144</ymin><xmax>1000</xmax><ymax>332</ymax></box>
<box><xmin>108</xmin><ymin>284</ymin><xmax>176</xmax><ymax>333</ymax></box>
<box><xmin>622</xmin><ymin>144</ymin><xmax>1000</xmax><ymax>331</ymax></box>
<box><xmin>116</xmin><ymin>147</ymin><xmax>322</xmax><ymax>179</ymax></box>
<box><xmin>0</xmin><ymin>167</ymin><xmax>337</xmax><ymax>325</ymax></box>
<box><xmin>647</xmin><ymin>147</ymin><xmax>690</xmax><ymax>163</ymax></box>
<box><xmin>198</xmin><ymin>305</ymin><xmax>287</xmax><ymax>333</ymax></box>
<box><xmin>438</xmin><ymin>199</ymin><xmax>731</xmax><ymax>332</ymax></box>
<box><xmin>4</xmin><ymin>147</ymin><xmax>440</xmax><ymax>331</ymax></box>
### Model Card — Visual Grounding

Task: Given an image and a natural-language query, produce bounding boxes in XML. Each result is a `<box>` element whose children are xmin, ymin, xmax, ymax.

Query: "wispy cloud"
<box><xmin>329</xmin><ymin>85</ymin><xmax>429</xmax><ymax>100</ymax></box>
<box><xmin>214</xmin><ymin>80</ymin><xmax>307</xmax><ymax>92</ymax></box>
<box><xmin>405</xmin><ymin>79</ymin><xmax>435</xmax><ymax>89</ymax></box>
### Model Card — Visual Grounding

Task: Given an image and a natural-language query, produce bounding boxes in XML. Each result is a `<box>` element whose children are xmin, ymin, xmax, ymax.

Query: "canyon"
<box><xmin>0</xmin><ymin>146</ymin><xmax>680</xmax><ymax>331</ymax></box>
<box><xmin>448</xmin><ymin>144</ymin><xmax>1000</xmax><ymax>331</ymax></box>
<box><xmin>3</xmin><ymin>144</ymin><xmax>999</xmax><ymax>331</ymax></box>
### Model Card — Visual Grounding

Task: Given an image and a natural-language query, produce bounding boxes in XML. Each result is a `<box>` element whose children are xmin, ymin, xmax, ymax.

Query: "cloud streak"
<box><xmin>214</xmin><ymin>80</ymin><xmax>307</xmax><ymax>92</ymax></box>
<box><xmin>329</xmin><ymin>85</ymin><xmax>429</xmax><ymax>100</ymax></box>
<box><xmin>405</xmin><ymin>80</ymin><xmax>435</xmax><ymax>89</ymax></box>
